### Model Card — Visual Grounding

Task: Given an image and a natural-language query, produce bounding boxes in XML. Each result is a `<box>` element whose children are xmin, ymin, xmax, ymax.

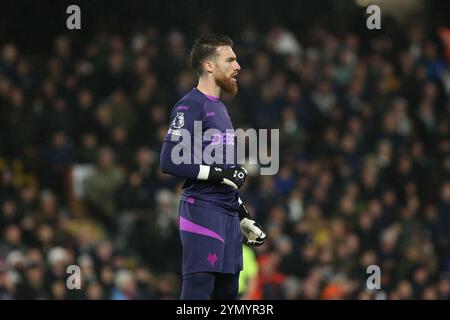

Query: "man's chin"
<box><xmin>225</xmin><ymin>84</ymin><xmax>238</xmax><ymax>96</ymax></box>
<box><xmin>216</xmin><ymin>78</ymin><xmax>238</xmax><ymax>96</ymax></box>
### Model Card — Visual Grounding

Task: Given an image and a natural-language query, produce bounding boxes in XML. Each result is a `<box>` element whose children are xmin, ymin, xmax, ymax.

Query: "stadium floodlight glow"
<box><xmin>355</xmin><ymin>0</ymin><xmax>372</xmax><ymax>7</ymax></box>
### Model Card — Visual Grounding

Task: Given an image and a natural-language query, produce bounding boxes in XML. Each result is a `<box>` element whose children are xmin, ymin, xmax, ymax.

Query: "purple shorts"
<box><xmin>179</xmin><ymin>199</ymin><xmax>243</xmax><ymax>275</ymax></box>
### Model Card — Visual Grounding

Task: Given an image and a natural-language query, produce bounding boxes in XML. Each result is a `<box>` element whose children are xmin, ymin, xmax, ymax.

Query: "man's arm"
<box><xmin>159</xmin><ymin>109</ymin><xmax>248</xmax><ymax>188</ymax></box>
<box><xmin>159</xmin><ymin>141</ymin><xmax>201</xmax><ymax>179</ymax></box>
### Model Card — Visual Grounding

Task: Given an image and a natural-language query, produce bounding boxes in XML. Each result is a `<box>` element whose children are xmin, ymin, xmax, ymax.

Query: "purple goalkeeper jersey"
<box><xmin>161</xmin><ymin>87</ymin><xmax>239</xmax><ymax>212</ymax></box>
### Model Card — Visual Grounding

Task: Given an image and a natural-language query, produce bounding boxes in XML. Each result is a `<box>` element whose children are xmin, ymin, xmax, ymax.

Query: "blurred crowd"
<box><xmin>0</xmin><ymin>21</ymin><xmax>449</xmax><ymax>299</ymax></box>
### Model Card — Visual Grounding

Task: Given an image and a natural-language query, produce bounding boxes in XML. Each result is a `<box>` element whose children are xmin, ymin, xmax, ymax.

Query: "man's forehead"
<box><xmin>216</xmin><ymin>45</ymin><xmax>236</xmax><ymax>58</ymax></box>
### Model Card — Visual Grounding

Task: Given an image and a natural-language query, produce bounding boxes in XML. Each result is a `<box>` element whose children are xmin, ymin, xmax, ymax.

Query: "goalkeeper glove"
<box><xmin>238</xmin><ymin>198</ymin><xmax>266</xmax><ymax>246</ymax></box>
<box><xmin>198</xmin><ymin>165</ymin><xmax>247</xmax><ymax>189</ymax></box>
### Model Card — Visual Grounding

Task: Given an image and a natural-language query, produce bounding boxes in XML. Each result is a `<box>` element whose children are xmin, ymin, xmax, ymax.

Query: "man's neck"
<box><xmin>196</xmin><ymin>77</ymin><xmax>221</xmax><ymax>98</ymax></box>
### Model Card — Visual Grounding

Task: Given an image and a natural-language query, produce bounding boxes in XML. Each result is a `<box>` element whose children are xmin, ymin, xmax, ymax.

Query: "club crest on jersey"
<box><xmin>172</xmin><ymin>112</ymin><xmax>185</xmax><ymax>129</ymax></box>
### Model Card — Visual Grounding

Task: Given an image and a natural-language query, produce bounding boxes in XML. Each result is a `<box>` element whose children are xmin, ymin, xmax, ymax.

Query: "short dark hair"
<box><xmin>190</xmin><ymin>34</ymin><xmax>233</xmax><ymax>75</ymax></box>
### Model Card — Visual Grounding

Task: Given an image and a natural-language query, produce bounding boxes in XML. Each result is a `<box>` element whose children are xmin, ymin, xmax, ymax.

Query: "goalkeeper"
<box><xmin>160</xmin><ymin>34</ymin><xmax>266</xmax><ymax>300</ymax></box>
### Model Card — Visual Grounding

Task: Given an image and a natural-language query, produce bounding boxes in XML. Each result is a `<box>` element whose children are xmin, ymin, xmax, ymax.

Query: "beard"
<box><xmin>215</xmin><ymin>72</ymin><xmax>238</xmax><ymax>96</ymax></box>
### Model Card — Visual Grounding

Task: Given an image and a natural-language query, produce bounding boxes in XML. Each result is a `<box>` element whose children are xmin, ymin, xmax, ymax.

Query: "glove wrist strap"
<box><xmin>206</xmin><ymin>165</ymin><xmax>223</xmax><ymax>182</ymax></box>
<box><xmin>238</xmin><ymin>198</ymin><xmax>250</xmax><ymax>220</ymax></box>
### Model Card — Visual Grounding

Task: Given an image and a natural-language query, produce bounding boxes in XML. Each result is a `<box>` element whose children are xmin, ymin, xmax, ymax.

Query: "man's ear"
<box><xmin>203</xmin><ymin>60</ymin><xmax>214</xmax><ymax>74</ymax></box>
